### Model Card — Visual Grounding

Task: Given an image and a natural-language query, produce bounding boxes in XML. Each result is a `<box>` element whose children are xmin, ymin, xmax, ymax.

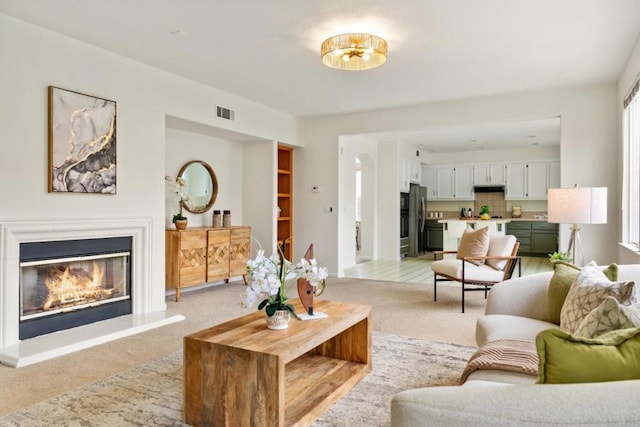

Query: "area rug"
<box><xmin>0</xmin><ymin>332</ymin><xmax>475</xmax><ymax>427</ymax></box>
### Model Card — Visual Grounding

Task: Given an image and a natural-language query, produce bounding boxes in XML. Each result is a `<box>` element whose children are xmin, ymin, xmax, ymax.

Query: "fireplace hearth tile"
<box><xmin>0</xmin><ymin>312</ymin><xmax>184</xmax><ymax>368</ymax></box>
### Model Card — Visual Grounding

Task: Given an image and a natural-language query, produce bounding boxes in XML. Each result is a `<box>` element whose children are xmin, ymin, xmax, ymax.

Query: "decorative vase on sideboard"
<box><xmin>175</xmin><ymin>219</ymin><xmax>188</xmax><ymax>230</ymax></box>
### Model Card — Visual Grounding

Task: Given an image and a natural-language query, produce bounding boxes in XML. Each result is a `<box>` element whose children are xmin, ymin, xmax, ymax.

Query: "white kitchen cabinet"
<box><xmin>473</xmin><ymin>163</ymin><xmax>506</xmax><ymax>185</ymax></box>
<box><xmin>548</xmin><ymin>161</ymin><xmax>560</xmax><ymax>190</ymax></box>
<box><xmin>453</xmin><ymin>164</ymin><xmax>474</xmax><ymax>199</ymax></box>
<box><xmin>409</xmin><ymin>159</ymin><xmax>422</xmax><ymax>184</ymax></box>
<box><xmin>400</xmin><ymin>156</ymin><xmax>423</xmax><ymax>191</ymax></box>
<box><xmin>399</xmin><ymin>157</ymin><xmax>410</xmax><ymax>193</ymax></box>
<box><xmin>434</xmin><ymin>166</ymin><xmax>455</xmax><ymax>199</ymax></box>
<box><xmin>423</xmin><ymin>164</ymin><xmax>474</xmax><ymax>200</ymax></box>
<box><xmin>422</xmin><ymin>165</ymin><xmax>436</xmax><ymax>197</ymax></box>
<box><xmin>505</xmin><ymin>162</ymin><xmax>526</xmax><ymax>199</ymax></box>
<box><xmin>526</xmin><ymin>162</ymin><xmax>549</xmax><ymax>199</ymax></box>
<box><xmin>505</xmin><ymin>161</ymin><xmax>558</xmax><ymax>200</ymax></box>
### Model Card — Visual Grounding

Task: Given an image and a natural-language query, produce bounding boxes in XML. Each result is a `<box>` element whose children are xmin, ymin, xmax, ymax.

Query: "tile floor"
<box><xmin>344</xmin><ymin>253</ymin><xmax>552</xmax><ymax>283</ymax></box>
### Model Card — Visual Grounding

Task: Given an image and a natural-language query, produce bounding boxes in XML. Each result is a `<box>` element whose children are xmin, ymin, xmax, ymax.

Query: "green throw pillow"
<box><xmin>547</xmin><ymin>261</ymin><xmax>618</xmax><ymax>324</ymax></box>
<box><xmin>536</xmin><ymin>326</ymin><xmax>640</xmax><ymax>384</ymax></box>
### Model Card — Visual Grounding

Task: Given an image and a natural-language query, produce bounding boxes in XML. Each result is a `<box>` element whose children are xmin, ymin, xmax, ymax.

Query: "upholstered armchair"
<box><xmin>431</xmin><ymin>228</ymin><xmax>521</xmax><ymax>313</ymax></box>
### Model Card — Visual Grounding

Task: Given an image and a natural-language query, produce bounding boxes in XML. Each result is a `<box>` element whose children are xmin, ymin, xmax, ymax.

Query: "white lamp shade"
<box><xmin>547</xmin><ymin>187</ymin><xmax>607</xmax><ymax>224</ymax></box>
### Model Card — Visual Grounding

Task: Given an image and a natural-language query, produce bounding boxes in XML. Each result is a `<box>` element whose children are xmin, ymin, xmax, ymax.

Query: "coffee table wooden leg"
<box><xmin>185</xmin><ymin>341</ymin><xmax>285</xmax><ymax>426</ymax></box>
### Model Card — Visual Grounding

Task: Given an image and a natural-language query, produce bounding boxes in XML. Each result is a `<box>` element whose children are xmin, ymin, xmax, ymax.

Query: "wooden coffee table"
<box><xmin>183</xmin><ymin>300</ymin><xmax>372</xmax><ymax>426</ymax></box>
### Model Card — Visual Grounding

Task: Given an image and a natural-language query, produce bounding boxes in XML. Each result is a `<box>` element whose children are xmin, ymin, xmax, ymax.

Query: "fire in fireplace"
<box><xmin>19</xmin><ymin>237</ymin><xmax>132</xmax><ymax>340</ymax></box>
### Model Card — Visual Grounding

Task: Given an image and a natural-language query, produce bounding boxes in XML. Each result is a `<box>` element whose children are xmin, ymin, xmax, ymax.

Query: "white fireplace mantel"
<box><xmin>0</xmin><ymin>218</ymin><xmax>184</xmax><ymax>367</ymax></box>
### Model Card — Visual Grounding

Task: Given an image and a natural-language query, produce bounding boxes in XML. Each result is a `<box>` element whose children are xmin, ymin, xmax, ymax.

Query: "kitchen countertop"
<box><xmin>427</xmin><ymin>217</ymin><xmax>549</xmax><ymax>222</ymax></box>
<box><xmin>437</xmin><ymin>218</ymin><xmax>512</xmax><ymax>224</ymax></box>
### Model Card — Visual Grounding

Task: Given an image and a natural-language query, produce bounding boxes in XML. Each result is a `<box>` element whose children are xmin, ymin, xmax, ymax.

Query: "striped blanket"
<box><xmin>460</xmin><ymin>339</ymin><xmax>539</xmax><ymax>384</ymax></box>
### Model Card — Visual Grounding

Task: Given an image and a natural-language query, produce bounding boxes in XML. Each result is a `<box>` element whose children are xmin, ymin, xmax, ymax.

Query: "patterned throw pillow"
<box><xmin>456</xmin><ymin>227</ymin><xmax>490</xmax><ymax>266</ymax></box>
<box><xmin>547</xmin><ymin>261</ymin><xmax>618</xmax><ymax>325</ymax></box>
<box><xmin>559</xmin><ymin>265</ymin><xmax>636</xmax><ymax>334</ymax></box>
<box><xmin>573</xmin><ymin>297</ymin><xmax>640</xmax><ymax>338</ymax></box>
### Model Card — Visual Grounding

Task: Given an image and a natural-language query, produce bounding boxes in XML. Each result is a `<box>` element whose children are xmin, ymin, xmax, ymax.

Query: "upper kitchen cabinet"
<box><xmin>399</xmin><ymin>156</ymin><xmax>423</xmax><ymax>193</ymax></box>
<box><xmin>409</xmin><ymin>160</ymin><xmax>422</xmax><ymax>184</ymax></box>
<box><xmin>505</xmin><ymin>161</ymin><xmax>559</xmax><ymax>200</ymax></box>
<box><xmin>473</xmin><ymin>163</ymin><xmax>506</xmax><ymax>186</ymax></box>
<box><xmin>399</xmin><ymin>157</ymin><xmax>410</xmax><ymax>193</ymax></box>
<box><xmin>505</xmin><ymin>162</ymin><xmax>526</xmax><ymax>199</ymax></box>
<box><xmin>454</xmin><ymin>164</ymin><xmax>474</xmax><ymax>199</ymax></box>
<box><xmin>422</xmin><ymin>164</ymin><xmax>474</xmax><ymax>200</ymax></box>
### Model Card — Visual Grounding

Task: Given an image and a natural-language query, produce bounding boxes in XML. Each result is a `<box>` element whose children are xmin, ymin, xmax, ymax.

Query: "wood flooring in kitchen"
<box><xmin>343</xmin><ymin>253</ymin><xmax>552</xmax><ymax>284</ymax></box>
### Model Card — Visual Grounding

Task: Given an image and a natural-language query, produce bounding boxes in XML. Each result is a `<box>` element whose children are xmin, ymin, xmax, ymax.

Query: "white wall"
<box><xmin>300</xmin><ymin>85</ymin><xmax>619</xmax><ymax>275</ymax></box>
<box><xmin>427</xmin><ymin>145</ymin><xmax>560</xmax><ymax>164</ymax></box>
<box><xmin>165</xmin><ymin>128</ymin><xmax>244</xmax><ymax>228</ymax></box>
<box><xmin>243</xmin><ymin>141</ymin><xmax>277</xmax><ymax>256</ymax></box>
<box><xmin>0</xmin><ymin>14</ymin><xmax>301</xmax><ymax>307</ymax></box>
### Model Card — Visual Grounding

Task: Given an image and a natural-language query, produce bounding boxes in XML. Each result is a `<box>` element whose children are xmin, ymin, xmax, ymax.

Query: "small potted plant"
<box><xmin>173</xmin><ymin>212</ymin><xmax>188</xmax><ymax>230</ymax></box>
<box><xmin>479</xmin><ymin>205</ymin><xmax>491</xmax><ymax>220</ymax></box>
<box><xmin>548</xmin><ymin>251</ymin><xmax>572</xmax><ymax>264</ymax></box>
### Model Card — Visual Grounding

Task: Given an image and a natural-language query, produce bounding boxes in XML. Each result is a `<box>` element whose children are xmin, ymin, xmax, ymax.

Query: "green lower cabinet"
<box><xmin>531</xmin><ymin>231</ymin><xmax>558</xmax><ymax>254</ymax></box>
<box><xmin>426</xmin><ymin>228</ymin><xmax>443</xmax><ymax>251</ymax></box>
<box><xmin>400</xmin><ymin>237</ymin><xmax>409</xmax><ymax>256</ymax></box>
<box><xmin>506</xmin><ymin>221</ymin><xmax>557</xmax><ymax>256</ymax></box>
<box><xmin>426</xmin><ymin>220</ymin><xmax>443</xmax><ymax>251</ymax></box>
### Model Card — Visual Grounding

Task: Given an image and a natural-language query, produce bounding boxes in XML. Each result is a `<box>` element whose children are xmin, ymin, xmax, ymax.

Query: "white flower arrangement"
<box><xmin>241</xmin><ymin>245</ymin><xmax>328</xmax><ymax>318</ymax></box>
<box><xmin>165</xmin><ymin>175</ymin><xmax>194</xmax><ymax>220</ymax></box>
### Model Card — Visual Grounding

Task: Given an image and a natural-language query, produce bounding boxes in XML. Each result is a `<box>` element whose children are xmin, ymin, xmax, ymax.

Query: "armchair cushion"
<box><xmin>486</xmin><ymin>235</ymin><xmax>517</xmax><ymax>271</ymax></box>
<box><xmin>456</xmin><ymin>227</ymin><xmax>489</xmax><ymax>266</ymax></box>
<box><xmin>431</xmin><ymin>258</ymin><xmax>506</xmax><ymax>283</ymax></box>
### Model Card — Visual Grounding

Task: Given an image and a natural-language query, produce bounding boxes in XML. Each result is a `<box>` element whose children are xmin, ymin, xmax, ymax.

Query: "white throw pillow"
<box><xmin>573</xmin><ymin>296</ymin><xmax>640</xmax><ymax>338</ymax></box>
<box><xmin>560</xmin><ymin>264</ymin><xmax>637</xmax><ymax>334</ymax></box>
<box><xmin>485</xmin><ymin>235</ymin><xmax>517</xmax><ymax>271</ymax></box>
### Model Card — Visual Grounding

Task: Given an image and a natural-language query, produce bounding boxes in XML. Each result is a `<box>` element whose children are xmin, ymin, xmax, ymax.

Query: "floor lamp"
<box><xmin>547</xmin><ymin>186</ymin><xmax>607</xmax><ymax>266</ymax></box>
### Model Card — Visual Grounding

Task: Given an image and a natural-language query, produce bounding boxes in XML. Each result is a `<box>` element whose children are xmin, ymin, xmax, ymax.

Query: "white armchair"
<box><xmin>431</xmin><ymin>234</ymin><xmax>521</xmax><ymax>313</ymax></box>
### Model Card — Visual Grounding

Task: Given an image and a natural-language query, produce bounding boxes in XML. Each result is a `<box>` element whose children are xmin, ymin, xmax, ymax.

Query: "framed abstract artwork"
<box><xmin>48</xmin><ymin>86</ymin><xmax>117</xmax><ymax>194</ymax></box>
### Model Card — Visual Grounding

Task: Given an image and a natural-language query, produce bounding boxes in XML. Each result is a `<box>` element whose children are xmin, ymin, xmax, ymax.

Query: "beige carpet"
<box><xmin>0</xmin><ymin>277</ymin><xmax>487</xmax><ymax>417</ymax></box>
<box><xmin>0</xmin><ymin>332</ymin><xmax>475</xmax><ymax>427</ymax></box>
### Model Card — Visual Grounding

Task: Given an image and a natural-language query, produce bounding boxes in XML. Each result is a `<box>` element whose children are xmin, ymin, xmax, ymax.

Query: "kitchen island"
<box><xmin>437</xmin><ymin>218</ymin><xmax>511</xmax><ymax>251</ymax></box>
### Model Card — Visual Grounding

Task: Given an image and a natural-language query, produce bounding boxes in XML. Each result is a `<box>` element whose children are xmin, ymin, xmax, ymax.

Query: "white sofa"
<box><xmin>391</xmin><ymin>265</ymin><xmax>640</xmax><ymax>426</ymax></box>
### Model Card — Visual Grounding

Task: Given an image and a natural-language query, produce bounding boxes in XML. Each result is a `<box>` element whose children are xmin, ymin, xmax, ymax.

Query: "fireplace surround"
<box><xmin>0</xmin><ymin>218</ymin><xmax>184</xmax><ymax>367</ymax></box>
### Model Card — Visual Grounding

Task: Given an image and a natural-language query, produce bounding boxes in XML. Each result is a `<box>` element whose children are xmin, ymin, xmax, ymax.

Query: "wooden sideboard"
<box><xmin>165</xmin><ymin>226</ymin><xmax>250</xmax><ymax>301</ymax></box>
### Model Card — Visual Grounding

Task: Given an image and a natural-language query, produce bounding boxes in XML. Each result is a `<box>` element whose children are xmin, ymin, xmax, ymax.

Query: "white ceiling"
<box><xmin>1</xmin><ymin>1</ymin><xmax>638</xmax><ymax>152</ymax></box>
<box><xmin>366</xmin><ymin>117</ymin><xmax>561</xmax><ymax>153</ymax></box>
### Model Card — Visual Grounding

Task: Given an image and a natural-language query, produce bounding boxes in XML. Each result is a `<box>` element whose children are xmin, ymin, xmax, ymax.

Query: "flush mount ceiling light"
<box><xmin>321</xmin><ymin>33</ymin><xmax>388</xmax><ymax>71</ymax></box>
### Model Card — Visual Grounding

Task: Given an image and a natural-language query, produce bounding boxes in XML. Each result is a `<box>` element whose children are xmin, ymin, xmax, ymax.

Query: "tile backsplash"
<box><xmin>427</xmin><ymin>194</ymin><xmax>548</xmax><ymax>218</ymax></box>
<box><xmin>474</xmin><ymin>192</ymin><xmax>508</xmax><ymax>217</ymax></box>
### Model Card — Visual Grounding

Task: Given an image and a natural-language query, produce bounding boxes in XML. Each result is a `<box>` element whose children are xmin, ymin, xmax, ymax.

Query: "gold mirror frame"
<box><xmin>178</xmin><ymin>160</ymin><xmax>218</xmax><ymax>214</ymax></box>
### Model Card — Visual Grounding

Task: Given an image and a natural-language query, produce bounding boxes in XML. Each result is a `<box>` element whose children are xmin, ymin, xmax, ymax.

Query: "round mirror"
<box><xmin>178</xmin><ymin>160</ymin><xmax>218</xmax><ymax>213</ymax></box>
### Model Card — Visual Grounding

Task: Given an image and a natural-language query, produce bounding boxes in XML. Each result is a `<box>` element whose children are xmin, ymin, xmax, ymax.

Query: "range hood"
<box><xmin>473</xmin><ymin>185</ymin><xmax>505</xmax><ymax>193</ymax></box>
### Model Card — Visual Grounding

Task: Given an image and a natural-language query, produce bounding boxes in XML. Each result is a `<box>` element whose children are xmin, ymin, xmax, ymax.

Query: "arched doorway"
<box><xmin>356</xmin><ymin>153</ymin><xmax>375</xmax><ymax>262</ymax></box>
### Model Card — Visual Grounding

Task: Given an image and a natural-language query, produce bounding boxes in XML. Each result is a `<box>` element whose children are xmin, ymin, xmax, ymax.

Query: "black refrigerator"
<box><xmin>408</xmin><ymin>183</ymin><xmax>427</xmax><ymax>257</ymax></box>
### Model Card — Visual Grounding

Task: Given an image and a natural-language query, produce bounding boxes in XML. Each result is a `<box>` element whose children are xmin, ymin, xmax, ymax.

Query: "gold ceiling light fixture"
<box><xmin>321</xmin><ymin>33</ymin><xmax>388</xmax><ymax>71</ymax></box>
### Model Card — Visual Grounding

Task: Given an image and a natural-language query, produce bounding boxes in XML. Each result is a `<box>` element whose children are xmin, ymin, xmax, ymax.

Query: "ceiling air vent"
<box><xmin>216</xmin><ymin>105</ymin><xmax>235</xmax><ymax>121</ymax></box>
